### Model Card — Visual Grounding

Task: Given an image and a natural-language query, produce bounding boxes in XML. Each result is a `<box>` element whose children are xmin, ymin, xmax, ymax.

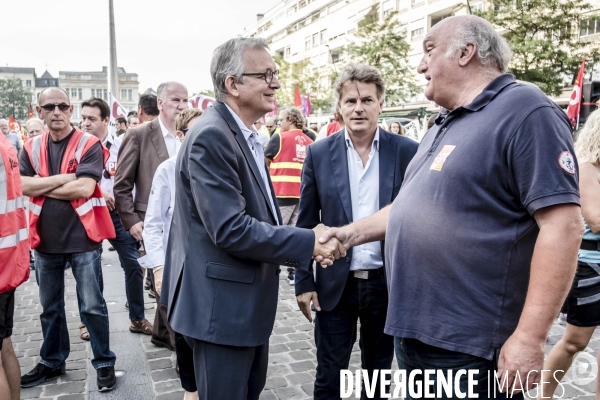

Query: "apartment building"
<box><xmin>59</xmin><ymin>67</ymin><xmax>139</xmax><ymax>122</ymax></box>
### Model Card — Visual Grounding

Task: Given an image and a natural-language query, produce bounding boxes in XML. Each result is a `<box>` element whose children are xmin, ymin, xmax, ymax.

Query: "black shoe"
<box><xmin>144</xmin><ymin>279</ymin><xmax>151</xmax><ymax>290</ymax></box>
<box><xmin>287</xmin><ymin>273</ymin><xmax>295</xmax><ymax>286</ymax></box>
<box><xmin>108</xmin><ymin>246</ymin><xmax>115</xmax><ymax>251</ymax></box>
<box><xmin>97</xmin><ymin>366</ymin><xmax>116</xmax><ymax>392</ymax></box>
<box><xmin>125</xmin><ymin>301</ymin><xmax>129</xmax><ymax>310</ymax></box>
<box><xmin>148</xmin><ymin>289</ymin><xmax>156</xmax><ymax>299</ymax></box>
<box><xmin>151</xmin><ymin>337</ymin><xmax>175</xmax><ymax>352</ymax></box>
<box><xmin>30</xmin><ymin>262</ymin><xmax>35</xmax><ymax>270</ymax></box>
<box><xmin>21</xmin><ymin>362</ymin><xmax>65</xmax><ymax>388</ymax></box>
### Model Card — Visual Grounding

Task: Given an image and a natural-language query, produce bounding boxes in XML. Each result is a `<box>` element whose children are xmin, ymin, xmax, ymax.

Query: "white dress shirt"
<box><xmin>139</xmin><ymin>156</ymin><xmax>177</xmax><ymax>268</ymax></box>
<box><xmin>345</xmin><ymin>128</ymin><xmax>383</xmax><ymax>271</ymax></box>
<box><xmin>158</xmin><ymin>116</ymin><xmax>180</xmax><ymax>157</ymax></box>
<box><xmin>99</xmin><ymin>132</ymin><xmax>121</xmax><ymax>196</ymax></box>
<box><xmin>224</xmin><ymin>103</ymin><xmax>278</xmax><ymax>223</ymax></box>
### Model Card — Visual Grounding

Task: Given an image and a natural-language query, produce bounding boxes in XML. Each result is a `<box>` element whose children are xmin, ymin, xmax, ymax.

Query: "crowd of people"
<box><xmin>0</xmin><ymin>13</ymin><xmax>598</xmax><ymax>400</ymax></box>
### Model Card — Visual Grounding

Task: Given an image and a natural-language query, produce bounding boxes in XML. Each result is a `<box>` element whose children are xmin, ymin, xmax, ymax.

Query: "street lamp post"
<box><xmin>108</xmin><ymin>0</ymin><xmax>119</xmax><ymax>101</ymax></box>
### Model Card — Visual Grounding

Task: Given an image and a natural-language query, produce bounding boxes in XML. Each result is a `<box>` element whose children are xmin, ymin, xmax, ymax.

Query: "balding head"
<box><xmin>39</xmin><ymin>87</ymin><xmax>70</xmax><ymax>105</ymax></box>
<box><xmin>435</xmin><ymin>15</ymin><xmax>511</xmax><ymax>73</ymax></box>
<box><xmin>0</xmin><ymin>119</ymin><xmax>8</xmax><ymax>135</ymax></box>
<box><xmin>156</xmin><ymin>82</ymin><xmax>189</xmax><ymax>127</ymax></box>
<box><xmin>156</xmin><ymin>82</ymin><xmax>188</xmax><ymax>101</ymax></box>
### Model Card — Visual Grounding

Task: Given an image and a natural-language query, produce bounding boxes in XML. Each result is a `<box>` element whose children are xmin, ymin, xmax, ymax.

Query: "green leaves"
<box><xmin>0</xmin><ymin>76</ymin><xmax>32</xmax><ymax>120</ymax></box>
<box><xmin>480</xmin><ymin>0</ymin><xmax>600</xmax><ymax>96</ymax></box>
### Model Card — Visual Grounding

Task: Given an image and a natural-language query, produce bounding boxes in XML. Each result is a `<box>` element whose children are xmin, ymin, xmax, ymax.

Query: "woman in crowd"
<box><xmin>389</xmin><ymin>121</ymin><xmax>404</xmax><ymax>136</ymax></box>
<box><xmin>539</xmin><ymin>109</ymin><xmax>600</xmax><ymax>398</ymax></box>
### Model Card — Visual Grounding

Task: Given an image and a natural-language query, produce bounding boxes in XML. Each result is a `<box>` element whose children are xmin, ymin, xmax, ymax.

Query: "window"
<box><xmin>305</xmin><ymin>36</ymin><xmax>311</xmax><ymax>50</ymax></box>
<box><xmin>103</xmin><ymin>89</ymin><xmax>108</xmax><ymax>101</ymax></box>
<box><xmin>312</xmin><ymin>33</ymin><xmax>319</xmax><ymax>46</ymax></box>
<box><xmin>320</xmin><ymin>29</ymin><xmax>327</xmax><ymax>44</ymax></box>
<box><xmin>285</xmin><ymin>46</ymin><xmax>291</xmax><ymax>58</ymax></box>
<box><xmin>72</xmin><ymin>105</ymin><xmax>80</xmax><ymax>119</ymax></box>
<box><xmin>91</xmin><ymin>89</ymin><xmax>96</xmax><ymax>97</ymax></box>
<box><xmin>382</xmin><ymin>0</ymin><xmax>396</xmax><ymax>16</ymax></box>
<box><xmin>411</xmin><ymin>28</ymin><xmax>424</xmax><ymax>40</ymax></box>
<box><xmin>128</xmin><ymin>89</ymin><xmax>132</xmax><ymax>101</ymax></box>
<box><xmin>299</xmin><ymin>0</ymin><xmax>307</xmax><ymax>8</ymax></box>
<box><xmin>470</xmin><ymin>2</ymin><xmax>485</xmax><ymax>12</ymax></box>
<box><xmin>26</xmin><ymin>80</ymin><xmax>32</xmax><ymax>87</ymax></box>
<box><xmin>431</xmin><ymin>14</ymin><xmax>453</xmax><ymax>27</ymax></box>
<box><xmin>78</xmin><ymin>88</ymin><xmax>82</xmax><ymax>99</ymax></box>
<box><xmin>331</xmin><ymin>52</ymin><xmax>341</xmax><ymax>63</ymax></box>
<box><xmin>70</xmin><ymin>88</ymin><xmax>77</xmax><ymax>99</ymax></box>
<box><xmin>580</xmin><ymin>17</ymin><xmax>600</xmax><ymax>37</ymax></box>
<box><xmin>121</xmin><ymin>89</ymin><xmax>127</xmax><ymax>101</ymax></box>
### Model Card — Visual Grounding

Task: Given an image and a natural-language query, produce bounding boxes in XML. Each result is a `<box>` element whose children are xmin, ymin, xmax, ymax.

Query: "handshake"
<box><xmin>311</xmin><ymin>224</ymin><xmax>354</xmax><ymax>267</ymax></box>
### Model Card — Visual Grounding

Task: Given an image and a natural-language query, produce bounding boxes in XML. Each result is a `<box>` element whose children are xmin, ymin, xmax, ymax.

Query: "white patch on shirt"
<box><xmin>558</xmin><ymin>151</ymin><xmax>576</xmax><ymax>174</ymax></box>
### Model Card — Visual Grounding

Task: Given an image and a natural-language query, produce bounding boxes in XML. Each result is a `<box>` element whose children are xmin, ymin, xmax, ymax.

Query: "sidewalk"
<box><xmin>11</xmin><ymin>241</ymin><xmax>600</xmax><ymax>399</ymax></box>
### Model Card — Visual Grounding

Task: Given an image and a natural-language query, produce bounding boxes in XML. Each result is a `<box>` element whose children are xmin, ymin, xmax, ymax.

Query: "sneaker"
<box><xmin>97</xmin><ymin>366</ymin><xmax>116</xmax><ymax>391</ymax></box>
<box><xmin>21</xmin><ymin>362</ymin><xmax>65</xmax><ymax>388</ymax></box>
<box><xmin>557</xmin><ymin>313</ymin><xmax>567</xmax><ymax>326</ymax></box>
<box><xmin>129</xmin><ymin>319</ymin><xmax>153</xmax><ymax>335</ymax></box>
<box><xmin>287</xmin><ymin>273</ymin><xmax>295</xmax><ymax>286</ymax></box>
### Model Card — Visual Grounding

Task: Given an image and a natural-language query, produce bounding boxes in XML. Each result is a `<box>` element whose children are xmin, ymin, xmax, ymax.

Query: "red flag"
<box><xmin>8</xmin><ymin>117</ymin><xmax>20</xmax><ymax>132</ymax></box>
<box><xmin>28</xmin><ymin>103</ymin><xmax>34</xmax><ymax>119</ymax></box>
<box><xmin>294</xmin><ymin>84</ymin><xmax>302</xmax><ymax>108</ymax></box>
<box><xmin>566</xmin><ymin>59</ymin><xmax>586</xmax><ymax>127</ymax></box>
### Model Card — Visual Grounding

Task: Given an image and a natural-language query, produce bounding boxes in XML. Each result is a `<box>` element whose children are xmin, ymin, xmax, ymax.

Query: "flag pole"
<box><xmin>108</xmin><ymin>0</ymin><xmax>119</xmax><ymax>100</ymax></box>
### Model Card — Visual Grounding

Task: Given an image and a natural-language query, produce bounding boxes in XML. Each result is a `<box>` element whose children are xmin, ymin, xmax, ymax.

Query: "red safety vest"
<box><xmin>0</xmin><ymin>134</ymin><xmax>29</xmax><ymax>293</ymax></box>
<box><xmin>24</xmin><ymin>130</ymin><xmax>115</xmax><ymax>249</ymax></box>
<box><xmin>269</xmin><ymin>129</ymin><xmax>313</xmax><ymax>198</ymax></box>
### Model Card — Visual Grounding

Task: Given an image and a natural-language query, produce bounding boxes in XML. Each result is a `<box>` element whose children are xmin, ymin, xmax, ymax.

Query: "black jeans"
<box><xmin>314</xmin><ymin>271</ymin><xmax>393</xmax><ymax>400</ymax></box>
<box><xmin>108</xmin><ymin>209</ymin><xmax>145</xmax><ymax>321</ymax></box>
<box><xmin>395</xmin><ymin>338</ymin><xmax>525</xmax><ymax>400</ymax></box>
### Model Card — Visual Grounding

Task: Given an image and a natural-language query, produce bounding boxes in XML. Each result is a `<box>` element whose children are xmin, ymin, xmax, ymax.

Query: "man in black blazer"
<box><xmin>160</xmin><ymin>38</ymin><xmax>345</xmax><ymax>400</ymax></box>
<box><xmin>295</xmin><ymin>64</ymin><xmax>418</xmax><ymax>400</ymax></box>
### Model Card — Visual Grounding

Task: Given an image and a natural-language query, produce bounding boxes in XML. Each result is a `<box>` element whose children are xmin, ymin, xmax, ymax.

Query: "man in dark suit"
<box><xmin>160</xmin><ymin>38</ymin><xmax>345</xmax><ymax>399</ymax></box>
<box><xmin>114</xmin><ymin>82</ymin><xmax>189</xmax><ymax>351</ymax></box>
<box><xmin>295</xmin><ymin>64</ymin><xmax>418</xmax><ymax>400</ymax></box>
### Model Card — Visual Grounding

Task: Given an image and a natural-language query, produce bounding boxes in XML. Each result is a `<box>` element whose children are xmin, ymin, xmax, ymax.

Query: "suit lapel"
<box><xmin>149</xmin><ymin>119</ymin><xmax>170</xmax><ymax>162</ymax></box>
<box><xmin>214</xmin><ymin>102</ymin><xmax>279</xmax><ymax>223</ymax></box>
<box><xmin>329</xmin><ymin>130</ymin><xmax>353</xmax><ymax>223</ymax></box>
<box><xmin>378</xmin><ymin>129</ymin><xmax>396</xmax><ymax>208</ymax></box>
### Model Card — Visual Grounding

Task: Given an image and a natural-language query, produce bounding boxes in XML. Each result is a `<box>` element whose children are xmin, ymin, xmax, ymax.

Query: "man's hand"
<box><xmin>496</xmin><ymin>330</ymin><xmax>545</xmax><ymax>394</ymax></box>
<box><xmin>312</xmin><ymin>224</ymin><xmax>345</xmax><ymax>266</ymax></box>
<box><xmin>296</xmin><ymin>291</ymin><xmax>320</xmax><ymax>322</ymax></box>
<box><xmin>314</xmin><ymin>225</ymin><xmax>356</xmax><ymax>266</ymax></box>
<box><xmin>129</xmin><ymin>221</ymin><xmax>144</xmax><ymax>241</ymax></box>
<box><xmin>102</xmin><ymin>191</ymin><xmax>115</xmax><ymax>212</ymax></box>
<box><xmin>154</xmin><ymin>267</ymin><xmax>164</xmax><ymax>297</ymax></box>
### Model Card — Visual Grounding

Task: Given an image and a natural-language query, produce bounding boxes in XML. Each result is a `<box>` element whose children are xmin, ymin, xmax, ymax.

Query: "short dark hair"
<box><xmin>138</xmin><ymin>94</ymin><xmax>159</xmax><ymax>116</ymax></box>
<box><xmin>127</xmin><ymin>110</ymin><xmax>138</xmax><ymax>118</ymax></box>
<box><xmin>81</xmin><ymin>97</ymin><xmax>110</xmax><ymax>120</ymax></box>
<box><xmin>116</xmin><ymin>117</ymin><xmax>127</xmax><ymax>125</ymax></box>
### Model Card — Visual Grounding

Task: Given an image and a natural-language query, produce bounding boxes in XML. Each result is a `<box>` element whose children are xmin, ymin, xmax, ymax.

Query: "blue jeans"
<box><xmin>395</xmin><ymin>338</ymin><xmax>524</xmax><ymax>400</ymax></box>
<box><xmin>35</xmin><ymin>248</ymin><xmax>116</xmax><ymax>370</ymax></box>
<box><xmin>108</xmin><ymin>209</ymin><xmax>144</xmax><ymax>321</ymax></box>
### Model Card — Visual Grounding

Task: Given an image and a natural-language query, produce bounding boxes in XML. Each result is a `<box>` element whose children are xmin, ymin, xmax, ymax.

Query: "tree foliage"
<box><xmin>0</xmin><ymin>76</ymin><xmax>31</xmax><ymax>120</ymax></box>
<box><xmin>347</xmin><ymin>11</ymin><xmax>420</xmax><ymax>106</ymax></box>
<box><xmin>273</xmin><ymin>55</ymin><xmax>335</xmax><ymax>113</ymax></box>
<box><xmin>479</xmin><ymin>0</ymin><xmax>600</xmax><ymax>96</ymax></box>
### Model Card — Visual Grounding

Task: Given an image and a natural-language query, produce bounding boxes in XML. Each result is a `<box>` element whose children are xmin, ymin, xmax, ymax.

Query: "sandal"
<box><xmin>79</xmin><ymin>323</ymin><xmax>90</xmax><ymax>341</ymax></box>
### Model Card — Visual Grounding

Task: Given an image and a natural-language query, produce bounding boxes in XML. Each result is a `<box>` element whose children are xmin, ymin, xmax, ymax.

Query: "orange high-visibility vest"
<box><xmin>24</xmin><ymin>130</ymin><xmax>116</xmax><ymax>249</ymax></box>
<box><xmin>0</xmin><ymin>134</ymin><xmax>29</xmax><ymax>293</ymax></box>
<box><xmin>269</xmin><ymin>129</ymin><xmax>313</xmax><ymax>198</ymax></box>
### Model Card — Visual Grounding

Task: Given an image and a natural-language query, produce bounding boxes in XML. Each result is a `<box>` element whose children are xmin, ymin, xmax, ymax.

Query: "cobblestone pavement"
<box><xmin>11</xmin><ymin>242</ymin><xmax>600</xmax><ymax>399</ymax></box>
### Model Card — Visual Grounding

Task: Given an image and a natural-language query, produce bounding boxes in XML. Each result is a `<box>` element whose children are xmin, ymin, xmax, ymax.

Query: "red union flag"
<box><xmin>188</xmin><ymin>94</ymin><xmax>215</xmax><ymax>110</ymax></box>
<box><xmin>566</xmin><ymin>59</ymin><xmax>586</xmax><ymax>127</ymax></box>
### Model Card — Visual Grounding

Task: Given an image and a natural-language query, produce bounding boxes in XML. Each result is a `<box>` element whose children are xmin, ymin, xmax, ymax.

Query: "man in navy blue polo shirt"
<box><xmin>318</xmin><ymin>15</ymin><xmax>584</xmax><ymax>398</ymax></box>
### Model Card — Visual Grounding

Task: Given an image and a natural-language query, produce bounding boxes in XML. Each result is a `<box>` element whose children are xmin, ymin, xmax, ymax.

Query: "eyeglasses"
<box><xmin>241</xmin><ymin>69</ymin><xmax>279</xmax><ymax>84</ymax></box>
<box><xmin>181</xmin><ymin>128</ymin><xmax>189</xmax><ymax>133</ymax></box>
<box><xmin>40</xmin><ymin>103</ymin><xmax>70</xmax><ymax>112</ymax></box>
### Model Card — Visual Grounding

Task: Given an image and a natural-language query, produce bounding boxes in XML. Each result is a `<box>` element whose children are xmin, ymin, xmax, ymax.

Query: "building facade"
<box><xmin>59</xmin><ymin>67</ymin><xmax>139</xmax><ymax>122</ymax></box>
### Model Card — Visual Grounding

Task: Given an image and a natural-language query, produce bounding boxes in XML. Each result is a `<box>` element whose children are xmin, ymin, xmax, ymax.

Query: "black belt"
<box><xmin>581</xmin><ymin>239</ymin><xmax>600</xmax><ymax>251</ymax></box>
<box><xmin>352</xmin><ymin>268</ymin><xmax>385</xmax><ymax>280</ymax></box>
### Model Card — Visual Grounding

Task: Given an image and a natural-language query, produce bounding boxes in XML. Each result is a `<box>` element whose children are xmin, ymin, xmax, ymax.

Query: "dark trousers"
<box><xmin>152</xmin><ymin>290</ymin><xmax>176</xmax><ymax>349</ymax></box>
<box><xmin>184</xmin><ymin>336</ymin><xmax>268</xmax><ymax>400</ymax></box>
<box><xmin>108</xmin><ymin>209</ymin><xmax>145</xmax><ymax>321</ymax></box>
<box><xmin>175</xmin><ymin>332</ymin><xmax>196</xmax><ymax>392</ymax></box>
<box><xmin>395</xmin><ymin>338</ymin><xmax>525</xmax><ymax>400</ymax></box>
<box><xmin>314</xmin><ymin>272</ymin><xmax>393</xmax><ymax>400</ymax></box>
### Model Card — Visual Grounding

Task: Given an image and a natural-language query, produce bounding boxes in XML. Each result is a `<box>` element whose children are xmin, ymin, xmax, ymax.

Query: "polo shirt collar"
<box><xmin>344</xmin><ymin>127</ymin><xmax>380</xmax><ymax>152</ymax></box>
<box><xmin>439</xmin><ymin>74</ymin><xmax>517</xmax><ymax>119</ymax></box>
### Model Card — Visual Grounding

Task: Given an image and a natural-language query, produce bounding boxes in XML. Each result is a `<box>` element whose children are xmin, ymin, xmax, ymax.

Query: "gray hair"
<box><xmin>334</xmin><ymin>63</ymin><xmax>386</xmax><ymax>102</ymax></box>
<box><xmin>210</xmin><ymin>38</ymin><xmax>270</xmax><ymax>101</ymax></box>
<box><xmin>445</xmin><ymin>16</ymin><xmax>512</xmax><ymax>73</ymax></box>
<box><xmin>156</xmin><ymin>82</ymin><xmax>187</xmax><ymax>100</ymax></box>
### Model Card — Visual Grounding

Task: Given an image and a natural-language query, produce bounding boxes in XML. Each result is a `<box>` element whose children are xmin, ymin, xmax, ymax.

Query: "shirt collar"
<box><xmin>443</xmin><ymin>74</ymin><xmax>517</xmax><ymax>115</ymax></box>
<box><xmin>344</xmin><ymin>127</ymin><xmax>380</xmax><ymax>152</ymax></box>
<box><xmin>102</xmin><ymin>131</ymin><xmax>115</xmax><ymax>146</ymax></box>
<box><xmin>158</xmin><ymin>115</ymin><xmax>176</xmax><ymax>138</ymax></box>
<box><xmin>224</xmin><ymin>103</ymin><xmax>259</xmax><ymax>141</ymax></box>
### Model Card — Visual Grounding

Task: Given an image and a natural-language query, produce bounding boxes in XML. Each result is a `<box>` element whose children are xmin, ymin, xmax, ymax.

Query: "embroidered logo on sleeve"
<box><xmin>558</xmin><ymin>151</ymin><xmax>576</xmax><ymax>174</ymax></box>
<box><xmin>430</xmin><ymin>145</ymin><xmax>456</xmax><ymax>171</ymax></box>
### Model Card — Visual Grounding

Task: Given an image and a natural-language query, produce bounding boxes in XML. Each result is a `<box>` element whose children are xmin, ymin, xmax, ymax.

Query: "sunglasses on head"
<box><xmin>40</xmin><ymin>103</ymin><xmax>70</xmax><ymax>112</ymax></box>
